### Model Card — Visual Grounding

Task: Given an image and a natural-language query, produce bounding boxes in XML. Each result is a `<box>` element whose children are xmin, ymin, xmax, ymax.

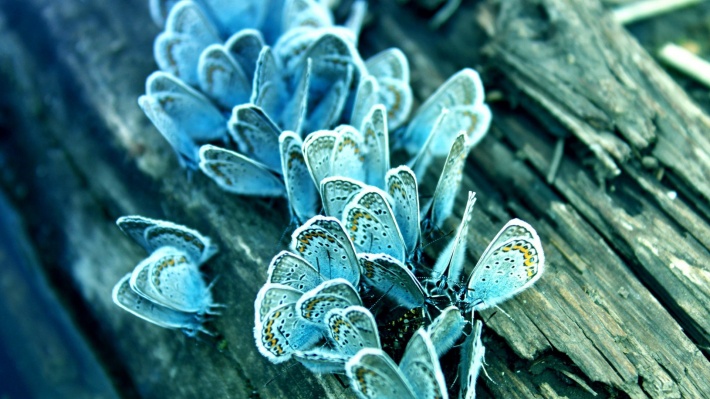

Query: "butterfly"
<box><xmin>197</xmin><ymin>30</ymin><xmax>265</xmax><ymax>109</ymax></box>
<box><xmin>342</xmin><ymin>187</ymin><xmax>407</xmax><ymax>263</ymax></box>
<box><xmin>363</xmin><ymin>48</ymin><xmax>413</xmax><ymax>130</ymax></box>
<box><xmin>139</xmin><ymin>71</ymin><xmax>227</xmax><ymax>168</ymax></box>
<box><xmin>257</xmin><ymin>278</ymin><xmax>364</xmax><ymax>360</ymax></box>
<box><xmin>458</xmin><ymin>218</ymin><xmax>545</xmax><ymax>312</ymax></box>
<box><xmin>295</xmin><ymin>305</ymin><xmax>382</xmax><ymax>374</ymax></box>
<box><xmin>346</xmin><ymin>328</ymin><xmax>448</xmax><ymax>399</ymax></box>
<box><xmin>154</xmin><ymin>1</ymin><xmax>221</xmax><ymax>86</ymax></box>
<box><xmin>458</xmin><ymin>319</ymin><xmax>485</xmax><ymax>399</ymax></box>
<box><xmin>419</xmin><ymin>132</ymin><xmax>471</xmax><ymax>234</ymax></box>
<box><xmin>116</xmin><ymin>215</ymin><xmax>218</xmax><ymax>265</ymax></box>
<box><xmin>127</xmin><ymin>246</ymin><xmax>217</xmax><ymax>315</ymax></box>
<box><xmin>113</xmin><ymin>216</ymin><xmax>219</xmax><ymax>335</ymax></box>
<box><xmin>113</xmin><ymin>273</ymin><xmax>210</xmax><ymax>336</ymax></box>
<box><xmin>397</xmin><ymin>68</ymin><xmax>490</xmax><ymax>159</ymax></box>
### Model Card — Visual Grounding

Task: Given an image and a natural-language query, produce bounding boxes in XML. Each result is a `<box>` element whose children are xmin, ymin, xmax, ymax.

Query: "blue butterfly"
<box><xmin>139</xmin><ymin>72</ymin><xmax>227</xmax><ymax>168</ymax></box>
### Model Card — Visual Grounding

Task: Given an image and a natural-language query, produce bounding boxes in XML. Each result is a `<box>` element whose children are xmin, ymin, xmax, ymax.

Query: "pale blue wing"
<box><xmin>297</xmin><ymin>278</ymin><xmax>362</xmax><ymax>324</ymax></box>
<box><xmin>400</xmin><ymin>68</ymin><xmax>484</xmax><ymax>155</ymax></box>
<box><xmin>129</xmin><ymin>251</ymin><xmax>173</xmax><ymax>305</ymax></box>
<box><xmin>303</xmin><ymin>130</ymin><xmax>337</xmax><ymax>187</ymax></box>
<box><xmin>305</xmin><ymin>64</ymin><xmax>353</xmax><ymax>131</ymax></box>
<box><xmin>280</xmin><ymin>58</ymin><xmax>311</xmax><ymax>134</ymax></box>
<box><xmin>154</xmin><ymin>1</ymin><xmax>220</xmax><ymax>85</ymax></box>
<box><xmin>116</xmin><ymin>215</ymin><xmax>159</xmax><ymax>250</ymax></box>
<box><xmin>267</xmin><ymin>250</ymin><xmax>323</xmax><ymax>293</ymax></box>
<box><xmin>116</xmin><ymin>215</ymin><xmax>217</xmax><ymax>264</ymax></box>
<box><xmin>421</xmin><ymin>132</ymin><xmax>470</xmax><ymax>232</ymax></box>
<box><xmin>197</xmin><ymin>44</ymin><xmax>252</xmax><ymax>109</ymax></box>
<box><xmin>407</xmin><ymin>108</ymin><xmax>450</xmax><ymax>179</ymax></box>
<box><xmin>459</xmin><ymin>319</ymin><xmax>485</xmax><ymax>399</ymax></box>
<box><xmin>301</xmin><ymin>32</ymin><xmax>361</xmax><ymax>130</ymax></box>
<box><xmin>464</xmin><ymin>219</ymin><xmax>545</xmax><ymax>311</ymax></box>
<box><xmin>385</xmin><ymin>166</ymin><xmax>421</xmax><ymax>257</ymax></box>
<box><xmin>346</xmin><ymin>348</ymin><xmax>417</xmax><ymax>399</ymax></box>
<box><xmin>144</xmin><ymin>71</ymin><xmax>227</xmax><ymax>142</ymax></box>
<box><xmin>365</xmin><ymin>48</ymin><xmax>412</xmax><ymax>130</ymax></box>
<box><xmin>376</xmin><ymin>77</ymin><xmax>413</xmax><ymax>131</ymax></box>
<box><xmin>254</xmin><ymin>283</ymin><xmax>302</xmax><ymax>321</ymax></box>
<box><xmin>343</xmin><ymin>188</ymin><xmax>407</xmax><ymax>262</ymax></box>
<box><xmin>113</xmin><ymin>274</ymin><xmax>206</xmax><ymax>335</ymax></box>
<box><xmin>327</xmin><ymin>306</ymin><xmax>381</xmax><ymax>355</ymax></box>
<box><xmin>320</xmin><ymin>176</ymin><xmax>364</xmax><ymax>218</ymax></box>
<box><xmin>254</xmin><ymin>284</ymin><xmax>322</xmax><ymax>363</ymax></box>
<box><xmin>228</xmin><ymin>104</ymin><xmax>282</xmax><ymax>171</ymax></box>
<box><xmin>432</xmin><ymin>191</ymin><xmax>476</xmax><ymax>284</ymax></box>
<box><xmin>365</xmin><ymin>48</ymin><xmax>410</xmax><ymax>81</ymax></box>
<box><xmin>398</xmin><ymin>329</ymin><xmax>449</xmax><ymax>399</ymax></box>
<box><xmin>282</xmin><ymin>0</ymin><xmax>333</xmax><ymax>33</ymax></box>
<box><xmin>146</xmin><ymin>247</ymin><xmax>212</xmax><ymax>314</ymax></box>
<box><xmin>280</xmin><ymin>131</ymin><xmax>319</xmax><ymax>223</ymax></box>
<box><xmin>426</xmin><ymin>306</ymin><xmax>465</xmax><ymax>358</ymax></box>
<box><xmin>144</xmin><ymin>224</ymin><xmax>217</xmax><ymax>266</ymax></box>
<box><xmin>360</xmin><ymin>105</ymin><xmax>390</xmax><ymax>188</ymax></box>
<box><xmin>251</xmin><ymin>46</ymin><xmax>288</xmax><ymax>125</ymax></box>
<box><xmin>140</xmin><ymin>71</ymin><xmax>227</xmax><ymax>167</ymax></box>
<box><xmin>350</xmin><ymin>76</ymin><xmax>379</xmax><ymax>130</ymax></box>
<box><xmin>224</xmin><ymin>29</ymin><xmax>264</xmax><ymax>85</ymax></box>
<box><xmin>425</xmin><ymin>103</ymin><xmax>491</xmax><ymax>156</ymax></box>
<box><xmin>273</xmin><ymin>27</ymin><xmax>322</xmax><ymax>74</ymax></box>
<box><xmin>290</xmin><ymin>216</ymin><xmax>360</xmax><ymax>285</ymax></box>
<box><xmin>198</xmin><ymin>144</ymin><xmax>286</xmax><ymax>196</ymax></box>
<box><xmin>331</xmin><ymin>125</ymin><xmax>367</xmax><ymax>183</ymax></box>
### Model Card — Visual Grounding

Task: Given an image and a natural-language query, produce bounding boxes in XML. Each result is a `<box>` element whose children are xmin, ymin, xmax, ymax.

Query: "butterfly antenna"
<box><xmin>421</xmin><ymin>227</ymin><xmax>455</xmax><ymax>251</ymax></box>
<box><xmin>368</xmin><ymin>283</ymin><xmax>396</xmax><ymax>311</ymax></box>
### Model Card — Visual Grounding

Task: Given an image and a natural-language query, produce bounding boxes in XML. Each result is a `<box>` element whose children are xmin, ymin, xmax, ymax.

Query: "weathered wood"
<box><xmin>1</xmin><ymin>0</ymin><xmax>709</xmax><ymax>398</ymax></box>
<box><xmin>483</xmin><ymin>0</ymin><xmax>710</xmax><ymax>209</ymax></box>
<box><xmin>0</xmin><ymin>191</ymin><xmax>119</xmax><ymax>398</ymax></box>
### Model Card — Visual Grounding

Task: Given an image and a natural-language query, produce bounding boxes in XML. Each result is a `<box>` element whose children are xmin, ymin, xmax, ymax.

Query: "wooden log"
<box><xmin>0</xmin><ymin>0</ymin><xmax>709</xmax><ymax>398</ymax></box>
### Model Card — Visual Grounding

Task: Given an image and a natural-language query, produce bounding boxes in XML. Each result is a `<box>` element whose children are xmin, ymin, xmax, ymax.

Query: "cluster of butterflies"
<box><xmin>114</xmin><ymin>0</ymin><xmax>545</xmax><ymax>398</ymax></box>
<box><xmin>139</xmin><ymin>0</ymin><xmax>489</xmax><ymax>200</ymax></box>
<box><xmin>254</xmin><ymin>162</ymin><xmax>545</xmax><ymax>398</ymax></box>
<box><xmin>111</xmin><ymin>216</ymin><xmax>220</xmax><ymax>337</ymax></box>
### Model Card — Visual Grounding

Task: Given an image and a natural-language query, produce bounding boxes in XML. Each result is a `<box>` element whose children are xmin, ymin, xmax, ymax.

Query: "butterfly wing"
<box><xmin>343</xmin><ymin>188</ymin><xmax>407</xmax><ymax>262</ymax></box>
<box><xmin>357</xmin><ymin>253</ymin><xmax>426</xmax><ymax>310</ymax></box>
<box><xmin>267</xmin><ymin>250</ymin><xmax>323</xmax><ymax>293</ymax></box>
<box><xmin>385</xmin><ymin>166</ymin><xmax>421</xmax><ymax>256</ymax></box>
<box><xmin>360</xmin><ymin>105</ymin><xmax>390</xmax><ymax>188</ymax></box>
<box><xmin>198</xmin><ymin>144</ymin><xmax>286</xmax><ymax>196</ymax></box>
<box><xmin>280</xmin><ymin>131</ymin><xmax>319</xmax><ymax>223</ymax></box>
<box><xmin>290</xmin><ymin>216</ymin><xmax>360</xmax><ymax>285</ymax></box>
<box><xmin>320</xmin><ymin>176</ymin><xmax>365</xmax><ymax>218</ymax></box>
<box><xmin>398</xmin><ymin>329</ymin><xmax>449</xmax><ymax>399</ymax></box>
<box><xmin>459</xmin><ymin>319</ymin><xmax>485</xmax><ymax>399</ymax></box>
<box><xmin>464</xmin><ymin>219</ymin><xmax>545</xmax><ymax>311</ymax></box>
<box><xmin>112</xmin><ymin>274</ymin><xmax>205</xmax><ymax>334</ymax></box>
<box><xmin>346</xmin><ymin>348</ymin><xmax>417</xmax><ymax>399</ymax></box>
<box><xmin>431</xmin><ymin>191</ymin><xmax>476</xmax><ymax>284</ymax></box>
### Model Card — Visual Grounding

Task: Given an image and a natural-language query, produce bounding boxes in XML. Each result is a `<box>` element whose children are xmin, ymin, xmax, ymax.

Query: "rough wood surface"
<box><xmin>0</xmin><ymin>0</ymin><xmax>709</xmax><ymax>398</ymax></box>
